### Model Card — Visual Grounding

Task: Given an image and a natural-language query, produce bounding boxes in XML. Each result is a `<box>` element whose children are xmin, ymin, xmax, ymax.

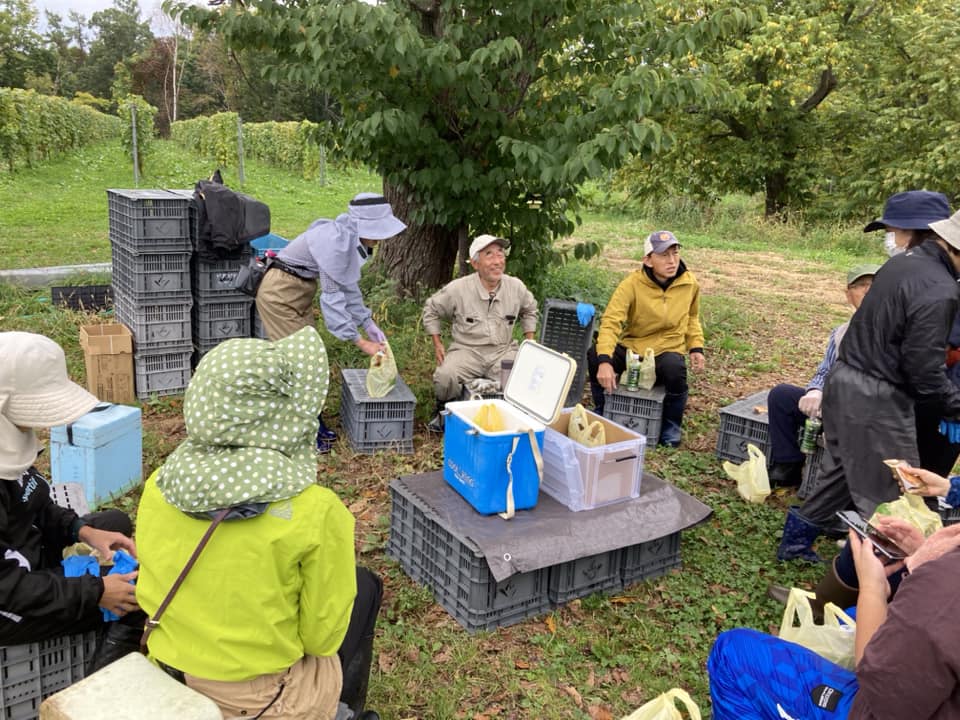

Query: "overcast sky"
<box><xmin>33</xmin><ymin>0</ymin><xmax>174</xmax><ymax>31</ymax></box>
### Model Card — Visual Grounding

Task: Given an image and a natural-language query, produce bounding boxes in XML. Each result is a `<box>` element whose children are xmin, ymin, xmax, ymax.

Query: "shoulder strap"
<box><xmin>139</xmin><ymin>507</ymin><xmax>230</xmax><ymax>653</ymax></box>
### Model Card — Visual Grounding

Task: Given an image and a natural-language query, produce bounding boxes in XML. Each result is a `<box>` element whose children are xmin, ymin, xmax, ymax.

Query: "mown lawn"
<box><xmin>0</xmin><ymin>139</ymin><xmax>890</xmax><ymax>719</ymax></box>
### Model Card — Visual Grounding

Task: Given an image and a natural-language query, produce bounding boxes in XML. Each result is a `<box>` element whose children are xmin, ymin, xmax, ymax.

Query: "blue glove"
<box><xmin>363</xmin><ymin>319</ymin><xmax>387</xmax><ymax>344</ymax></box>
<box><xmin>62</xmin><ymin>554</ymin><xmax>99</xmax><ymax>579</ymax></box>
<box><xmin>576</xmin><ymin>302</ymin><xmax>596</xmax><ymax>327</ymax></box>
<box><xmin>101</xmin><ymin>549</ymin><xmax>139</xmax><ymax>621</ymax></box>
<box><xmin>940</xmin><ymin>420</ymin><xmax>960</xmax><ymax>444</ymax></box>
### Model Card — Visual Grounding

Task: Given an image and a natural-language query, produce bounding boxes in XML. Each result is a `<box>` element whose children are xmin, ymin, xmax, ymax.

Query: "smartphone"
<box><xmin>835</xmin><ymin>510</ymin><xmax>908</xmax><ymax>560</ymax></box>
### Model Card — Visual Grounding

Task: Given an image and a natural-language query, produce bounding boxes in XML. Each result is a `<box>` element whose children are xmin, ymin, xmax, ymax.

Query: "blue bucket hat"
<box><xmin>863</xmin><ymin>190</ymin><xmax>951</xmax><ymax>232</ymax></box>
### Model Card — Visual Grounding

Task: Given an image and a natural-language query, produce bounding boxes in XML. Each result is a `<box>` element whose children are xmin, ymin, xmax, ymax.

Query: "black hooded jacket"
<box><xmin>838</xmin><ymin>241</ymin><xmax>960</xmax><ymax>417</ymax></box>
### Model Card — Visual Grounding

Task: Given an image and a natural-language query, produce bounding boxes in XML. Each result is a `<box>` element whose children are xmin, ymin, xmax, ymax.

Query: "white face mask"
<box><xmin>884</xmin><ymin>231</ymin><xmax>904</xmax><ymax>257</ymax></box>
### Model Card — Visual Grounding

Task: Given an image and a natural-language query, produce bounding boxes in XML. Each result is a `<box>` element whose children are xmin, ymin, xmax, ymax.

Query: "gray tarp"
<box><xmin>395</xmin><ymin>471</ymin><xmax>713</xmax><ymax>582</ymax></box>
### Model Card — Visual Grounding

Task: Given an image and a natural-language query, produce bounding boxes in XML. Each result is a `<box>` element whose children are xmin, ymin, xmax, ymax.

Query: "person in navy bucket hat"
<box><xmin>863</xmin><ymin>190</ymin><xmax>951</xmax><ymax>257</ymax></box>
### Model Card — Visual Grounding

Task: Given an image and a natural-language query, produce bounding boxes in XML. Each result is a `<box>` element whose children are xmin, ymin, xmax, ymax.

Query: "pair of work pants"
<box><xmin>433</xmin><ymin>343</ymin><xmax>517</xmax><ymax>403</ymax></box>
<box><xmin>768</xmin><ymin>383</ymin><xmax>806</xmax><ymax>464</ymax></box>
<box><xmin>255</xmin><ymin>267</ymin><xmax>318</xmax><ymax>341</ymax></box>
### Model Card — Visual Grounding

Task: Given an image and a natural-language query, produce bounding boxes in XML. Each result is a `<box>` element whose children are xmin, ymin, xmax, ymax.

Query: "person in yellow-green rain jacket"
<box><xmin>587</xmin><ymin>230</ymin><xmax>705</xmax><ymax>447</ymax></box>
<box><xmin>136</xmin><ymin>327</ymin><xmax>382</xmax><ymax>720</ymax></box>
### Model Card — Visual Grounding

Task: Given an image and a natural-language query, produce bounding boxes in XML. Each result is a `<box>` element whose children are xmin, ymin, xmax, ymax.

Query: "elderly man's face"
<box><xmin>471</xmin><ymin>244</ymin><xmax>507</xmax><ymax>286</ymax></box>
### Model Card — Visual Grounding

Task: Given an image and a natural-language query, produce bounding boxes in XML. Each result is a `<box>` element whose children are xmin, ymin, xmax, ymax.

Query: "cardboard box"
<box><xmin>442</xmin><ymin>341</ymin><xmax>575</xmax><ymax>515</ymax></box>
<box><xmin>542</xmin><ymin>408</ymin><xmax>645</xmax><ymax>511</ymax></box>
<box><xmin>80</xmin><ymin>324</ymin><xmax>135</xmax><ymax>404</ymax></box>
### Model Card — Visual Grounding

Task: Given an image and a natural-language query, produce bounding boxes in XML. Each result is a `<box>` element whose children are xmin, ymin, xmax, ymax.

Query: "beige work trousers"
<box><xmin>255</xmin><ymin>267</ymin><xmax>318</xmax><ymax>341</ymax></box>
<box><xmin>185</xmin><ymin>654</ymin><xmax>341</xmax><ymax>720</ymax></box>
<box><xmin>433</xmin><ymin>343</ymin><xmax>518</xmax><ymax>402</ymax></box>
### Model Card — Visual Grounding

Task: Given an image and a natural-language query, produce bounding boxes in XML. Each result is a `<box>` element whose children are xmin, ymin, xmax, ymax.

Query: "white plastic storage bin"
<box><xmin>542</xmin><ymin>407</ymin><xmax>646</xmax><ymax>511</ymax></box>
<box><xmin>442</xmin><ymin>340</ymin><xmax>575</xmax><ymax>515</ymax></box>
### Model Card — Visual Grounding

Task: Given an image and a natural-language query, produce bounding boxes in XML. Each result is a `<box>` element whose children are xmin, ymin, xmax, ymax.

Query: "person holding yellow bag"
<box><xmin>708</xmin><ymin>526</ymin><xmax>960</xmax><ymax>719</ymax></box>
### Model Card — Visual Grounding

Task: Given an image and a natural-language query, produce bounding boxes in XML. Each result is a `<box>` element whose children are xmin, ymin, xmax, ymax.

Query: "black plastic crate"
<box><xmin>51</xmin><ymin>285</ymin><xmax>113</xmax><ymax>312</ymax></box>
<box><xmin>716</xmin><ymin>390</ymin><xmax>771</xmax><ymax>463</ymax></box>
<box><xmin>797</xmin><ymin>443</ymin><xmax>825</xmax><ymax>501</ymax></box>
<box><xmin>538</xmin><ymin>299</ymin><xmax>594</xmax><ymax>407</ymax></box>
<box><xmin>621</xmin><ymin>532</ymin><xmax>682</xmax><ymax>586</ymax></box>
<box><xmin>106</xmin><ymin>189</ymin><xmax>192</xmax><ymax>251</ymax></box>
<box><xmin>0</xmin><ymin>631</ymin><xmax>97</xmax><ymax>720</ymax></box>
<box><xmin>547</xmin><ymin>549</ymin><xmax>623</xmax><ymax>604</ymax></box>
<box><xmin>603</xmin><ymin>385</ymin><xmax>665</xmax><ymax>444</ymax></box>
<box><xmin>340</xmin><ymin>369</ymin><xmax>415</xmax><ymax>455</ymax></box>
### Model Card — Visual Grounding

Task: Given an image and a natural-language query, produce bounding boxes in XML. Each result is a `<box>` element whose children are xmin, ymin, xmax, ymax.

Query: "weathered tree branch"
<box><xmin>799</xmin><ymin>67</ymin><xmax>836</xmax><ymax>113</ymax></box>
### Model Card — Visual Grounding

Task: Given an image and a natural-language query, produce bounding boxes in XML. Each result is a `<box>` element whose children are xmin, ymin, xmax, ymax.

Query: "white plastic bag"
<box><xmin>722</xmin><ymin>443</ymin><xmax>771</xmax><ymax>504</ymax></box>
<box><xmin>779</xmin><ymin>587</ymin><xmax>856</xmax><ymax>669</ymax></box>
<box><xmin>620</xmin><ymin>688</ymin><xmax>701</xmax><ymax>720</ymax></box>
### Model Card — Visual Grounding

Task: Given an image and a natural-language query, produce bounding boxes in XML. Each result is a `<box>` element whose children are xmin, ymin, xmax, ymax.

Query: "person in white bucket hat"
<box><xmin>0</xmin><ymin>331</ymin><xmax>143</xmax><ymax>668</ymax></box>
<box><xmin>421</xmin><ymin>234</ymin><xmax>539</xmax><ymax>432</ymax></box>
<box><xmin>255</xmin><ymin>192</ymin><xmax>407</xmax><ymax>451</ymax></box>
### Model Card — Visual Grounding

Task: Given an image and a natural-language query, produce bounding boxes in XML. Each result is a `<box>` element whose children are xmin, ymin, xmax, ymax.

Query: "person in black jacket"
<box><xmin>776</xmin><ymin>197</ymin><xmax>960</xmax><ymax>567</ymax></box>
<box><xmin>0</xmin><ymin>332</ymin><xmax>140</xmax><ymax>654</ymax></box>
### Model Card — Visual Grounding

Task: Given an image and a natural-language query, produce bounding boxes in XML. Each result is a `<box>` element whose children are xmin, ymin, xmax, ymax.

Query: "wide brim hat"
<box><xmin>157</xmin><ymin>327</ymin><xmax>329</xmax><ymax>512</ymax></box>
<box><xmin>348</xmin><ymin>193</ymin><xmax>407</xmax><ymax>241</ymax></box>
<box><xmin>863</xmin><ymin>190</ymin><xmax>951</xmax><ymax>232</ymax></box>
<box><xmin>0</xmin><ymin>332</ymin><xmax>98</xmax><ymax>429</ymax></box>
<box><xmin>930</xmin><ymin>210</ymin><xmax>960</xmax><ymax>252</ymax></box>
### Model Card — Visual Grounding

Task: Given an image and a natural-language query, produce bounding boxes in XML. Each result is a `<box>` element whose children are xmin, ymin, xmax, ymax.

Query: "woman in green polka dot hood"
<box><xmin>135</xmin><ymin>326</ymin><xmax>384</xmax><ymax>718</ymax></box>
<box><xmin>158</xmin><ymin>325</ymin><xmax>329</xmax><ymax>511</ymax></box>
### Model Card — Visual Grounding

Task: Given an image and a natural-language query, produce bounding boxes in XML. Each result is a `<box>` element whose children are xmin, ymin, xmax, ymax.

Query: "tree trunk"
<box><xmin>764</xmin><ymin>169</ymin><xmax>788</xmax><ymax>219</ymax></box>
<box><xmin>379</xmin><ymin>183</ymin><xmax>460</xmax><ymax>297</ymax></box>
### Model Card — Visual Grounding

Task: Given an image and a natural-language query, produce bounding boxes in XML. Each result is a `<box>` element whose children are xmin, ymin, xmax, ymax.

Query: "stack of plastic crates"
<box><xmin>538</xmin><ymin>299</ymin><xmax>594</xmax><ymax>407</ymax></box>
<box><xmin>186</xmin><ymin>196</ymin><xmax>254</xmax><ymax>362</ymax></box>
<box><xmin>108</xmin><ymin>189</ymin><xmax>194</xmax><ymax>400</ymax></box>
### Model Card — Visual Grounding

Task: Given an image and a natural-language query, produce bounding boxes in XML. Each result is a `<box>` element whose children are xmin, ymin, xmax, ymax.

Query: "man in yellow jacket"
<box><xmin>588</xmin><ymin>230</ymin><xmax>705</xmax><ymax>447</ymax></box>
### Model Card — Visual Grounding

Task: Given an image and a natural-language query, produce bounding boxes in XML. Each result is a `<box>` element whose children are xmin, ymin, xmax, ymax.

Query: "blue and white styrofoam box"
<box><xmin>442</xmin><ymin>340</ymin><xmax>576</xmax><ymax>515</ymax></box>
<box><xmin>50</xmin><ymin>403</ymin><xmax>142</xmax><ymax>509</ymax></box>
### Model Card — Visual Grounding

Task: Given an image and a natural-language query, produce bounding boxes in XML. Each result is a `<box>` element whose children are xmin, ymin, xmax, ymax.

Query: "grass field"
<box><xmin>0</xmin><ymin>139</ymin><xmax>891</xmax><ymax>719</ymax></box>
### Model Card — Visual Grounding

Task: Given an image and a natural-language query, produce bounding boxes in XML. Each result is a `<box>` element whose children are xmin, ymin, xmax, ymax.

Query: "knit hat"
<box><xmin>156</xmin><ymin>327</ymin><xmax>329</xmax><ymax>512</ymax></box>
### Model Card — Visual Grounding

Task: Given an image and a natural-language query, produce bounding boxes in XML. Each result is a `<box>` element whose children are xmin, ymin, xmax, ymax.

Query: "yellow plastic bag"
<box><xmin>567</xmin><ymin>404</ymin><xmax>606</xmax><ymax>447</ymax></box>
<box><xmin>722</xmin><ymin>443</ymin><xmax>771</xmax><ymax>504</ymax></box>
<box><xmin>474</xmin><ymin>403</ymin><xmax>506</xmax><ymax>432</ymax></box>
<box><xmin>871</xmin><ymin>493</ymin><xmax>943</xmax><ymax>537</ymax></box>
<box><xmin>779</xmin><ymin>587</ymin><xmax>856</xmax><ymax>669</ymax></box>
<box><xmin>637</xmin><ymin>347</ymin><xmax>657</xmax><ymax>390</ymax></box>
<box><xmin>365</xmin><ymin>342</ymin><xmax>398</xmax><ymax>398</ymax></box>
<box><xmin>620</xmin><ymin>688</ymin><xmax>701</xmax><ymax>720</ymax></box>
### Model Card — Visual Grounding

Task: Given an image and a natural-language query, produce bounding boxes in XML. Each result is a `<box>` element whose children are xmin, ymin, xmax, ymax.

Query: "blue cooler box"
<box><xmin>50</xmin><ymin>404</ymin><xmax>143</xmax><ymax>508</ymax></box>
<box><xmin>442</xmin><ymin>340</ymin><xmax>576</xmax><ymax>515</ymax></box>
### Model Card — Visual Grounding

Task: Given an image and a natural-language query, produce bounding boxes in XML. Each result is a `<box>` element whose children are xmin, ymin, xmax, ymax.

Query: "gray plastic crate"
<box><xmin>797</xmin><ymin>443</ymin><xmax>825</xmax><ymax>501</ymax></box>
<box><xmin>110</xmin><ymin>243</ymin><xmax>191</xmax><ymax>300</ymax></box>
<box><xmin>387</xmin><ymin>479</ymin><xmax>421</xmax><ymax>581</ymax></box>
<box><xmin>134</xmin><ymin>347</ymin><xmax>192</xmax><ymax>399</ymax></box>
<box><xmin>389</xmin><ymin>478</ymin><xmax>552</xmax><ymax>632</ymax></box>
<box><xmin>106</xmin><ymin>189</ymin><xmax>192</xmax><ymax>251</ymax></box>
<box><xmin>251</xmin><ymin>306</ymin><xmax>268</xmax><ymax>339</ymax></box>
<box><xmin>539</xmin><ymin>299</ymin><xmax>594</xmax><ymax>407</ymax></box>
<box><xmin>340</xmin><ymin>369</ymin><xmax>416</xmax><ymax>455</ymax></box>
<box><xmin>0</xmin><ymin>631</ymin><xmax>98</xmax><ymax>720</ymax></box>
<box><xmin>113</xmin><ymin>293</ymin><xmax>192</xmax><ymax>350</ymax></box>
<box><xmin>192</xmin><ymin>298</ymin><xmax>253</xmax><ymax>343</ymax></box>
<box><xmin>716</xmin><ymin>390</ymin><xmax>771</xmax><ymax>462</ymax></box>
<box><xmin>621</xmin><ymin>531</ymin><xmax>682</xmax><ymax>586</ymax></box>
<box><xmin>191</xmin><ymin>253</ymin><xmax>251</xmax><ymax>297</ymax></box>
<box><xmin>547</xmin><ymin>548</ymin><xmax>623</xmax><ymax>604</ymax></box>
<box><xmin>603</xmin><ymin>385</ymin><xmax>665</xmax><ymax>444</ymax></box>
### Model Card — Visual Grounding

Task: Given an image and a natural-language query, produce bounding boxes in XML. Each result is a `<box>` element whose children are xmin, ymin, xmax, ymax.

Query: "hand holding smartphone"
<box><xmin>836</xmin><ymin>510</ymin><xmax>909</xmax><ymax>560</ymax></box>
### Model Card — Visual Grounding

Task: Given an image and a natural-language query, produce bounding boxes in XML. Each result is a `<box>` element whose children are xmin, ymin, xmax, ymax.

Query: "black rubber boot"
<box><xmin>776</xmin><ymin>507</ymin><xmax>822</xmax><ymax>562</ymax></box>
<box><xmin>659</xmin><ymin>391</ymin><xmax>687</xmax><ymax>447</ymax></box>
<box><xmin>769</xmin><ymin>461</ymin><xmax>804</xmax><ymax>488</ymax></box>
<box><xmin>340</xmin><ymin>629</ymin><xmax>375</xmax><ymax>714</ymax></box>
<box><xmin>809</xmin><ymin>557</ymin><xmax>859</xmax><ymax>623</ymax></box>
<box><xmin>87</xmin><ymin>611</ymin><xmax>147</xmax><ymax>674</ymax></box>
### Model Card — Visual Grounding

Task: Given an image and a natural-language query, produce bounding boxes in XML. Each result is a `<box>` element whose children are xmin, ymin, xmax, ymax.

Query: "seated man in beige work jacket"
<box><xmin>422</xmin><ymin>234</ymin><xmax>539</xmax><ymax>432</ymax></box>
